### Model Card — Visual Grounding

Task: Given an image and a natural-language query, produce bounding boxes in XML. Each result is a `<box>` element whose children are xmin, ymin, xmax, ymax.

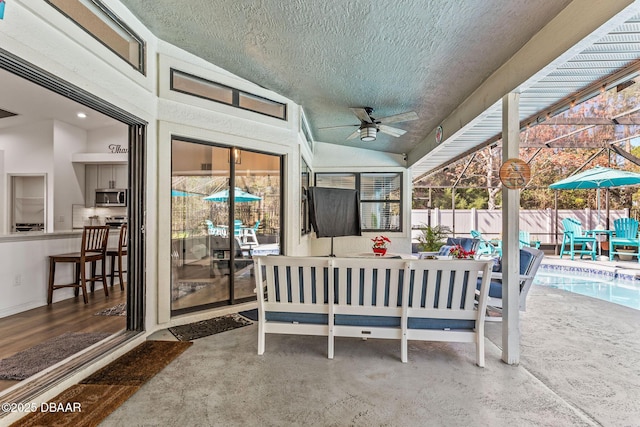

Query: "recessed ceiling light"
<box><xmin>77</xmin><ymin>112</ymin><xmax>87</xmax><ymax>119</ymax></box>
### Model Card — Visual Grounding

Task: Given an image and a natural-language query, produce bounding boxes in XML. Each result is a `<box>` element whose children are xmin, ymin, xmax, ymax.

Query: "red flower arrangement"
<box><xmin>372</xmin><ymin>235</ymin><xmax>391</xmax><ymax>249</ymax></box>
<box><xmin>449</xmin><ymin>244</ymin><xmax>476</xmax><ymax>259</ymax></box>
<box><xmin>372</xmin><ymin>235</ymin><xmax>391</xmax><ymax>256</ymax></box>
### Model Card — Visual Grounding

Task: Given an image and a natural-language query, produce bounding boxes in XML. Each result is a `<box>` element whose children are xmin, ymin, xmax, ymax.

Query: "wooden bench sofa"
<box><xmin>254</xmin><ymin>255</ymin><xmax>493</xmax><ymax>367</ymax></box>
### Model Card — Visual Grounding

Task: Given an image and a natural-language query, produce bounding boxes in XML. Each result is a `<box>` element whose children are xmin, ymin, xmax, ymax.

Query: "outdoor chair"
<box><xmin>609</xmin><ymin>218</ymin><xmax>640</xmax><ymax>262</ymax></box>
<box><xmin>519</xmin><ymin>230</ymin><xmax>541</xmax><ymax>249</ymax></box>
<box><xmin>477</xmin><ymin>246</ymin><xmax>544</xmax><ymax>321</ymax></box>
<box><xmin>470</xmin><ymin>230</ymin><xmax>500</xmax><ymax>256</ymax></box>
<box><xmin>559</xmin><ymin>218</ymin><xmax>597</xmax><ymax>260</ymax></box>
<box><xmin>241</xmin><ymin>220</ymin><xmax>260</xmax><ymax>247</ymax></box>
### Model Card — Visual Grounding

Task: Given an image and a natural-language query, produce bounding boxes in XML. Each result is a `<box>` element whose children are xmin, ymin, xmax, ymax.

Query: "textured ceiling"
<box><xmin>120</xmin><ymin>0</ymin><xmax>572</xmax><ymax>154</ymax></box>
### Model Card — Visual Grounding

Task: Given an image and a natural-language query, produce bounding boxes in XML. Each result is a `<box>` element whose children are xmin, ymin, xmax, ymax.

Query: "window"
<box><xmin>171</xmin><ymin>69</ymin><xmax>287</xmax><ymax>120</ymax></box>
<box><xmin>46</xmin><ymin>0</ymin><xmax>145</xmax><ymax>73</ymax></box>
<box><xmin>315</xmin><ymin>172</ymin><xmax>402</xmax><ymax>232</ymax></box>
<box><xmin>301</xmin><ymin>158</ymin><xmax>311</xmax><ymax>235</ymax></box>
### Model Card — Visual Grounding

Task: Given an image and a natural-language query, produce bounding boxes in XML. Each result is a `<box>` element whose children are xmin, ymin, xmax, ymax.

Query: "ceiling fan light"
<box><xmin>360</xmin><ymin>124</ymin><xmax>377</xmax><ymax>141</ymax></box>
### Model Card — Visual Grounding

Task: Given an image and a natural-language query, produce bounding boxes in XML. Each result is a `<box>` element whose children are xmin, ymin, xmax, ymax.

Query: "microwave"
<box><xmin>95</xmin><ymin>189</ymin><xmax>127</xmax><ymax>207</ymax></box>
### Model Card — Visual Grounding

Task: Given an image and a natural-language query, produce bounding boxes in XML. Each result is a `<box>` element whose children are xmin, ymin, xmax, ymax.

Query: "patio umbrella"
<box><xmin>171</xmin><ymin>189</ymin><xmax>201</xmax><ymax>197</ymax></box>
<box><xmin>549</xmin><ymin>166</ymin><xmax>640</xmax><ymax>224</ymax></box>
<box><xmin>203</xmin><ymin>187</ymin><xmax>261</xmax><ymax>202</ymax></box>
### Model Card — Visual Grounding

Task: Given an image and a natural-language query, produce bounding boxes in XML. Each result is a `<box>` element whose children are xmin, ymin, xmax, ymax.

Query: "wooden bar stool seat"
<box><xmin>47</xmin><ymin>226</ymin><xmax>110</xmax><ymax>304</ymax></box>
<box><xmin>106</xmin><ymin>224</ymin><xmax>128</xmax><ymax>291</ymax></box>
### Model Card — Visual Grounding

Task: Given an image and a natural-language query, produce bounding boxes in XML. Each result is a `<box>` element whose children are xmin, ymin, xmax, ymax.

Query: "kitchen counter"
<box><xmin>0</xmin><ymin>230</ymin><xmax>82</xmax><ymax>243</ymax></box>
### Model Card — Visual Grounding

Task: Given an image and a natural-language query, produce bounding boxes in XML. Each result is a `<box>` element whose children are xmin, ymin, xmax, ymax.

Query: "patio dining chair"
<box><xmin>559</xmin><ymin>218</ymin><xmax>596</xmax><ymax>260</ymax></box>
<box><xmin>609</xmin><ymin>218</ymin><xmax>640</xmax><ymax>262</ymax></box>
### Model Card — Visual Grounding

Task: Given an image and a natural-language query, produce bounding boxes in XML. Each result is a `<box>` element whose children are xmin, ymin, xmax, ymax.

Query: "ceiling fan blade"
<box><xmin>346</xmin><ymin>129</ymin><xmax>361</xmax><ymax>140</ymax></box>
<box><xmin>377</xmin><ymin>111</ymin><xmax>418</xmax><ymax>124</ymax></box>
<box><xmin>350</xmin><ymin>107</ymin><xmax>373</xmax><ymax>123</ymax></box>
<box><xmin>379</xmin><ymin>125</ymin><xmax>407</xmax><ymax>137</ymax></box>
<box><xmin>318</xmin><ymin>124</ymin><xmax>359</xmax><ymax>130</ymax></box>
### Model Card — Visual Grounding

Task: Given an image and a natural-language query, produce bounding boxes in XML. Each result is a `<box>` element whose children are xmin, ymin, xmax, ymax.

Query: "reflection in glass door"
<box><xmin>170</xmin><ymin>139</ymin><xmax>281</xmax><ymax>314</ymax></box>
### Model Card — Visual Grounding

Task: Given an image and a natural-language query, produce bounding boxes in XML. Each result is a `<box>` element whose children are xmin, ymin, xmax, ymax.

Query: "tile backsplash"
<box><xmin>72</xmin><ymin>204</ymin><xmax>127</xmax><ymax>228</ymax></box>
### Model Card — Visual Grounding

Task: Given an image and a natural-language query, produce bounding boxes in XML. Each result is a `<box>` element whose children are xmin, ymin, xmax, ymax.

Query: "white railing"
<box><xmin>411</xmin><ymin>208</ymin><xmax>630</xmax><ymax>244</ymax></box>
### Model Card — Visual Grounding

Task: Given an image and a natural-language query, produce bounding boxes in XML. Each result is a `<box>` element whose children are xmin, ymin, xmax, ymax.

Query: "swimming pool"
<box><xmin>534</xmin><ymin>271</ymin><xmax>640</xmax><ymax>310</ymax></box>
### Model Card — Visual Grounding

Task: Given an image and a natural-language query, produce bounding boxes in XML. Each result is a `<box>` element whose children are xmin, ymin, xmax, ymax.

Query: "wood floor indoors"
<box><xmin>0</xmin><ymin>286</ymin><xmax>126</xmax><ymax>392</ymax></box>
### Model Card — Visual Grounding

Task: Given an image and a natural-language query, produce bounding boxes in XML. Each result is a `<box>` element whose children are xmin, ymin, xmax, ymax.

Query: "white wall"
<box><xmin>87</xmin><ymin>125</ymin><xmax>129</xmax><ymax>153</ymax></box>
<box><xmin>53</xmin><ymin>121</ymin><xmax>87</xmax><ymax>230</ymax></box>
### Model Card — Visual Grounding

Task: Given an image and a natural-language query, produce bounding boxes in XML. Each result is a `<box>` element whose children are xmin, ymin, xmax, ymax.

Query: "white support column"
<box><xmin>502</xmin><ymin>92</ymin><xmax>520</xmax><ymax>364</ymax></box>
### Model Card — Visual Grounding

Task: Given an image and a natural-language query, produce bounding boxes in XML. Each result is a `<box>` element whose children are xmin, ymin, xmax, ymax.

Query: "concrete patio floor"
<box><xmin>100</xmin><ymin>277</ymin><xmax>640</xmax><ymax>427</ymax></box>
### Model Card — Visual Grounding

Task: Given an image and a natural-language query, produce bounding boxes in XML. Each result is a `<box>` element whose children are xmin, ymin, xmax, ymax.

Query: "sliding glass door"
<box><xmin>170</xmin><ymin>138</ymin><xmax>282</xmax><ymax>314</ymax></box>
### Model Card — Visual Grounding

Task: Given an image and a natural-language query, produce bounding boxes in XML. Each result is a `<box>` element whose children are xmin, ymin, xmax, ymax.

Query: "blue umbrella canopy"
<box><xmin>549</xmin><ymin>166</ymin><xmax>640</xmax><ymax>190</ymax></box>
<box><xmin>550</xmin><ymin>166</ymin><xmax>640</xmax><ymax>225</ymax></box>
<box><xmin>203</xmin><ymin>187</ymin><xmax>261</xmax><ymax>202</ymax></box>
<box><xmin>171</xmin><ymin>189</ymin><xmax>201</xmax><ymax>197</ymax></box>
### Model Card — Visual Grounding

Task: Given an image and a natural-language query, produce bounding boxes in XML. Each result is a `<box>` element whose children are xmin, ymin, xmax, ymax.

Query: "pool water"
<box><xmin>534</xmin><ymin>272</ymin><xmax>640</xmax><ymax>310</ymax></box>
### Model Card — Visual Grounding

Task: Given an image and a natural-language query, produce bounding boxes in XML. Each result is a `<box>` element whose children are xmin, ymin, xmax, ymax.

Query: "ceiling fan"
<box><xmin>320</xmin><ymin>107</ymin><xmax>419</xmax><ymax>142</ymax></box>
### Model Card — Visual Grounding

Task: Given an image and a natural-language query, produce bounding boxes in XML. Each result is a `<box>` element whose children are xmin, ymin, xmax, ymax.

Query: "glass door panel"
<box><xmin>170</xmin><ymin>140</ymin><xmax>282</xmax><ymax>313</ymax></box>
<box><xmin>232</xmin><ymin>150</ymin><xmax>281</xmax><ymax>301</ymax></box>
<box><xmin>171</xmin><ymin>140</ymin><xmax>231</xmax><ymax>312</ymax></box>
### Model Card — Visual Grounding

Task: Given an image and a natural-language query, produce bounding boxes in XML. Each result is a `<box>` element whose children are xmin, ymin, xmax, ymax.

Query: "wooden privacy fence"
<box><xmin>411</xmin><ymin>208</ymin><xmax>630</xmax><ymax>245</ymax></box>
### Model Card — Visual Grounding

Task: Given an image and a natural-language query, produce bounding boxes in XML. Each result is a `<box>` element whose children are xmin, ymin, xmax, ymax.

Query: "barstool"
<box><xmin>106</xmin><ymin>224</ymin><xmax>128</xmax><ymax>291</ymax></box>
<box><xmin>47</xmin><ymin>225</ymin><xmax>110</xmax><ymax>304</ymax></box>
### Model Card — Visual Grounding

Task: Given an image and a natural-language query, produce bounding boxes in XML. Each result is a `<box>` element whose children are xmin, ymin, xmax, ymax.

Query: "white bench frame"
<box><xmin>255</xmin><ymin>256</ymin><xmax>493</xmax><ymax>366</ymax></box>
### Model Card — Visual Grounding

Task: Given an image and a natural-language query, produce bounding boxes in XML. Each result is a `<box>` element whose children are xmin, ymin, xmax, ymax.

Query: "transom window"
<box><xmin>315</xmin><ymin>172</ymin><xmax>402</xmax><ymax>232</ymax></box>
<box><xmin>170</xmin><ymin>69</ymin><xmax>287</xmax><ymax>120</ymax></box>
<box><xmin>46</xmin><ymin>0</ymin><xmax>145</xmax><ymax>73</ymax></box>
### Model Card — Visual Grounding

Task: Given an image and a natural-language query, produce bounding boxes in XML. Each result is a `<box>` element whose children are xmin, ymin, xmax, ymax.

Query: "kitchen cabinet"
<box><xmin>98</xmin><ymin>165</ymin><xmax>127</xmax><ymax>189</ymax></box>
<box><xmin>85</xmin><ymin>164</ymin><xmax>128</xmax><ymax>207</ymax></box>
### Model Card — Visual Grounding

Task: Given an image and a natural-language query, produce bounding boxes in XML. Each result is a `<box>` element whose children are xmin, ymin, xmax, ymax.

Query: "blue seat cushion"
<box><xmin>408</xmin><ymin>317</ymin><xmax>475</xmax><ymax>330</ymax></box>
<box><xmin>476</xmin><ymin>278</ymin><xmax>503</xmax><ymax>298</ymax></box>
<box><xmin>265</xmin><ymin>312</ymin><xmax>327</xmax><ymax>324</ymax></box>
<box><xmin>446</xmin><ymin>237</ymin><xmax>479</xmax><ymax>252</ymax></box>
<box><xmin>334</xmin><ymin>314</ymin><xmax>400</xmax><ymax>327</ymax></box>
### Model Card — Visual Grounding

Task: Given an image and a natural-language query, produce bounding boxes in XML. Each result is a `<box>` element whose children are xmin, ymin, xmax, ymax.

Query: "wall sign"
<box><xmin>108</xmin><ymin>144</ymin><xmax>128</xmax><ymax>154</ymax></box>
<box><xmin>435</xmin><ymin>125</ymin><xmax>443</xmax><ymax>144</ymax></box>
<box><xmin>499</xmin><ymin>158</ymin><xmax>531</xmax><ymax>189</ymax></box>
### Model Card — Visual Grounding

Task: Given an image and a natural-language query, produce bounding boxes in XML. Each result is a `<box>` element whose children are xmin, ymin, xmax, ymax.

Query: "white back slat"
<box><xmin>363</xmin><ymin>267</ymin><xmax>373</xmax><ymax>307</ymax></box>
<box><xmin>314</xmin><ymin>266</ymin><xmax>325</xmax><ymax>304</ymax></box>
<box><xmin>411</xmin><ymin>269</ymin><xmax>424</xmax><ymax>308</ymax></box>
<box><xmin>265</xmin><ymin>264</ymin><xmax>276</xmax><ymax>303</ymax></box>
<box><xmin>338</xmin><ymin>266</ymin><xmax>348</xmax><ymax>305</ymax></box>
<box><xmin>450</xmin><ymin>270</ymin><xmax>465</xmax><ymax>310</ymax></box>
<box><xmin>463</xmin><ymin>270</ymin><xmax>479</xmax><ymax>310</ymax></box>
<box><xmin>388</xmin><ymin>269</ymin><xmax>400</xmax><ymax>308</ymax></box>
<box><xmin>425</xmin><ymin>269</ymin><xmax>438</xmax><ymax>309</ymax></box>
<box><xmin>437</xmin><ymin>270</ymin><xmax>451</xmax><ymax>308</ymax></box>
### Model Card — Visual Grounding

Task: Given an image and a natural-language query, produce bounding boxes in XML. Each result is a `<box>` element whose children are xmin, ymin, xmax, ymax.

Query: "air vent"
<box><xmin>201</xmin><ymin>163</ymin><xmax>212</xmax><ymax>171</ymax></box>
<box><xmin>0</xmin><ymin>108</ymin><xmax>17</xmax><ymax>119</ymax></box>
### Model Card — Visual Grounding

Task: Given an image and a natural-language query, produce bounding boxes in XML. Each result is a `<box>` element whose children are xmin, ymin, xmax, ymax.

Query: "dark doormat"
<box><xmin>0</xmin><ymin>332</ymin><xmax>112</xmax><ymax>381</ymax></box>
<box><xmin>168</xmin><ymin>314</ymin><xmax>253</xmax><ymax>341</ymax></box>
<box><xmin>81</xmin><ymin>340</ymin><xmax>193</xmax><ymax>386</ymax></box>
<box><xmin>12</xmin><ymin>340</ymin><xmax>191</xmax><ymax>427</ymax></box>
<box><xmin>239</xmin><ymin>308</ymin><xmax>258</xmax><ymax>321</ymax></box>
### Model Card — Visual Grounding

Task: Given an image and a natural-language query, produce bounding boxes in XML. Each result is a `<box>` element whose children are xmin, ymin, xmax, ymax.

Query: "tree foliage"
<box><xmin>414</xmin><ymin>83</ymin><xmax>640</xmax><ymax>211</ymax></box>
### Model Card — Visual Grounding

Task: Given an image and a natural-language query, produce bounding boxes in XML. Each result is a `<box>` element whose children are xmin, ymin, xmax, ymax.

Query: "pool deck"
<box><xmin>101</xmin><ymin>254</ymin><xmax>640</xmax><ymax>427</ymax></box>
